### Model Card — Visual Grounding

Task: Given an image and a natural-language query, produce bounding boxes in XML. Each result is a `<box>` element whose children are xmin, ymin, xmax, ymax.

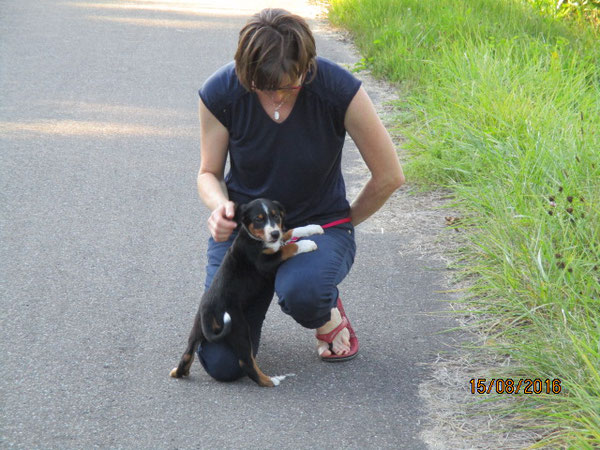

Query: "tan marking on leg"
<box><xmin>279</xmin><ymin>243</ymin><xmax>298</xmax><ymax>261</ymax></box>
<box><xmin>170</xmin><ymin>351</ymin><xmax>194</xmax><ymax>378</ymax></box>
<box><xmin>211</xmin><ymin>317</ymin><xmax>221</xmax><ymax>333</ymax></box>
<box><xmin>282</xmin><ymin>229</ymin><xmax>294</xmax><ymax>241</ymax></box>
<box><xmin>251</xmin><ymin>355</ymin><xmax>274</xmax><ymax>387</ymax></box>
<box><xmin>239</xmin><ymin>358</ymin><xmax>273</xmax><ymax>387</ymax></box>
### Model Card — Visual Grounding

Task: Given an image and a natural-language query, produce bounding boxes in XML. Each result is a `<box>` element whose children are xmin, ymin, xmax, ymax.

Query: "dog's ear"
<box><xmin>273</xmin><ymin>201</ymin><xmax>286</xmax><ymax>217</ymax></box>
<box><xmin>233</xmin><ymin>202</ymin><xmax>246</xmax><ymax>225</ymax></box>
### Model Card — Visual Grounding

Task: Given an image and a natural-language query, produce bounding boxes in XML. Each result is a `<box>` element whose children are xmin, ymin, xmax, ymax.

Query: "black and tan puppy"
<box><xmin>170</xmin><ymin>198</ymin><xmax>323</xmax><ymax>387</ymax></box>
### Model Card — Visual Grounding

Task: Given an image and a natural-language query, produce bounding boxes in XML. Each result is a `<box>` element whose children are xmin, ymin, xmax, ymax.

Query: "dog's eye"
<box><xmin>254</xmin><ymin>216</ymin><xmax>265</xmax><ymax>224</ymax></box>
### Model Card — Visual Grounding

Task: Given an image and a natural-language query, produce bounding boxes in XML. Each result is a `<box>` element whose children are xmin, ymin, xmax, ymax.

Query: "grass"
<box><xmin>328</xmin><ymin>0</ymin><xmax>600</xmax><ymax>446</ymax></box>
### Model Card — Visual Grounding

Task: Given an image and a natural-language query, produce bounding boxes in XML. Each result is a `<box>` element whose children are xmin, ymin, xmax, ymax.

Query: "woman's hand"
<box><xmin>208</xmin><ymin>201</ymin><xmax>237</xmax><ymax>242</ymax></box>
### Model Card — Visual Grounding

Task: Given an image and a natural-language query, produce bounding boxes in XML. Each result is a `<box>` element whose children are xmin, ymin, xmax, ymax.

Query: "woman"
<box><xmin>196</xmin><ymin>8</ymin><xmax>404</xmax><ymax>381</ymax></box>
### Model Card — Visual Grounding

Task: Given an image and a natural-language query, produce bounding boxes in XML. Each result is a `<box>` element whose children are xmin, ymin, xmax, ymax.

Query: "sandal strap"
<box><xmin>315</xmin><ymin>316</ymin><xmax>349</xmax><ymax>343</ymax></box>
<box><xmin>335</xmin><ymin>298</ymin><xmax>356</xmax><ymax>338</ymax></box>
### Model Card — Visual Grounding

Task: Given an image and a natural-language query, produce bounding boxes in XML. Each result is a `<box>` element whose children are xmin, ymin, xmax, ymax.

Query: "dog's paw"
<box><xmin>305</xmin><ymin>224</ymin><xmax>324</xmax><ymax>236</ymax></box>
<box><xmin>296</xmin><ymin>240</ymin><xmax>317</xmax><ymax>254</ymax></box>
<box><xmin>292</xmin><ymin>224</ymin><xmax>324</xmax><ymax>239</ymax></box>
<box><xmin>270</xmin><ymin>373</ymin><xmax>295</xmax><ymax>386</ymax></box>
<box><xmin>170</xmin><ymin>366</ymin><xmax>190</xmax><ymax>378</ymax></box>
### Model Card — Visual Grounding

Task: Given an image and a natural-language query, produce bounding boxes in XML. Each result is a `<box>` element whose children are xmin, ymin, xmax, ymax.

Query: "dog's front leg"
<box><xmin>279</xmin><ymin>240</ymin><xmax>318</xmax><ymax>261</ymax></box>
<box><xmin>285</xmin><ymin>224</ymin><xmax>324</xmax><ymax>241</ymax></box>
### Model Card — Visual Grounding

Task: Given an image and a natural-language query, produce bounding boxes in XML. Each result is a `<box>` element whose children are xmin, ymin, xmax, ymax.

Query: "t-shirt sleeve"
<box><xmin>198</xmin><ymin>63</ymin><xmax>235</xmax><ymax>130</ymax></box>
<box><xmin>317</xmin><ymin>58</ymin><xmax>362</xmax><ymax>115</ymax></box>
<box><xmin>332</xmin><ymin>64</ymin><xmax>362</xmax><ymax>114</ymax></box>
<box><xmin>313</xmin><ymin>57</ymin><xmax>362</xmax><ymax>132</ymax></box>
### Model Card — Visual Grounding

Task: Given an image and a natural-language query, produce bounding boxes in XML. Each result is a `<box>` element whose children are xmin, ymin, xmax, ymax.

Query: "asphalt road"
<box><xmin>1</xmin><ymin>1</ymin><xmax>457</xmax><ymax>448</ymax></box>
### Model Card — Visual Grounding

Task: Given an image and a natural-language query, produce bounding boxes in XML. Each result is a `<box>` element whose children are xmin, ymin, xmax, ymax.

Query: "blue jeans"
<box><xmin>197</xmin><ymin>222</ymin><xmax>356</xmax><ymax>382</ymax></box>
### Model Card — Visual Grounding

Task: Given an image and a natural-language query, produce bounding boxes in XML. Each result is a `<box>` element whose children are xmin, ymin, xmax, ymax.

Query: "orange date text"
<box><xmin>469</xmin><ymin>378</ymin><xmax>562</xmax><ymax>395</ymax></box>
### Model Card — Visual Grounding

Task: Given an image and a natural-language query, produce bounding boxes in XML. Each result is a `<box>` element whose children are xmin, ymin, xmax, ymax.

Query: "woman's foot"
<box><xmin>316</xmin><ymin>307</ymin><xmax>351</xmax><ymax>357</ymax></box>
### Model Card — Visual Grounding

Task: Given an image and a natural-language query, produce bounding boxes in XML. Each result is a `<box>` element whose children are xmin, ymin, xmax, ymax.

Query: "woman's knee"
<box><xmin>196</xmin><ymin>341</ymin><xmax>244</xmax><ymax>382</ymax></box>
<box><xmin>276</xmin><ymin>273</ymin><xmax>336</xmax><ymax>329</ymax></box>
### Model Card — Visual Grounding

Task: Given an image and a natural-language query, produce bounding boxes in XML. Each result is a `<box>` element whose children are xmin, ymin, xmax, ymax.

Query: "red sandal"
<box><xmin>315</xmin><ymin>298</ymin><xmax>359</xmax><ymax>362</ymax></box>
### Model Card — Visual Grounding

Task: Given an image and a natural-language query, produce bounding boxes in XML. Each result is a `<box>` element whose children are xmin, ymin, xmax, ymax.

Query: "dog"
<box><xmin>170</xmin><ymin>198</ymin><xmax>324</xmax><ymax>387</ymax></box>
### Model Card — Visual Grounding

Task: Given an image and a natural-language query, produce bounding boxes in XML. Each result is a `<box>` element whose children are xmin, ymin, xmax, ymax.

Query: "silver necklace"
<box><xmin>271</xmin><ymin>94</ymin><xmax>287</xmax><ymax>121</ymax></box>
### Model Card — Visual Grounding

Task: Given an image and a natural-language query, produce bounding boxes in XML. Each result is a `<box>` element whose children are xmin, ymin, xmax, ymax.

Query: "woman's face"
<box><xmin>256</xmin><ymin>74</ymin><xmax>303</xmax><ymax>103</ymax></box>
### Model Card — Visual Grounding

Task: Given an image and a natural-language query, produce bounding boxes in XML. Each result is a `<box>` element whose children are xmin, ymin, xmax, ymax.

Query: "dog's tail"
<box><xmin>202</xmin><ymin>311</ymin><xmax>232</xmax><ymax>342</ymax></box>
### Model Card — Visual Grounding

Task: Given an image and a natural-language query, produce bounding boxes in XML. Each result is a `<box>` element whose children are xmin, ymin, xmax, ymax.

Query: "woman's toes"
<box><xmin>332</xmin><ymin>340</ymin><xmax>350</xmax><ymax>356</ymax></box>
<box><xmin>317</xmin><ymin>340</ymin><xmax>331</xmax><ymax>357</ymax></box>
<box><xmin>332</xmin><ymin>328</ymin><xmax>350</xmax><ymax>355</ymax></box>
<box><xmin>316</xmin><ymin>307</ymin><xmax>351</xmax><ymax>357</ymax></box>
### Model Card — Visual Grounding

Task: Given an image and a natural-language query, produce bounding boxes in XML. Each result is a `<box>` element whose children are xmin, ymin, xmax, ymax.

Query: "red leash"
<box><xmin>320</xmin><ymin>217</ymin><xmax>352</xmax><ymax>229</ymax></box>
<box><xmin>287</xmin><ymin>217</ymin><xmax>352</xmax><ymax>243</ymax></box>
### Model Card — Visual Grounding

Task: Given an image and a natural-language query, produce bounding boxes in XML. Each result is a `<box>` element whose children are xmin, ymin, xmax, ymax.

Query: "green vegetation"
<box><xmin>528</xmin><ymin>0</ymin><xmax>599</xmax><ymax>29</ymax></box>
<box><xmin>328</xmin><ymin>0</ymin><xmax>599</xmax><ymax>446</ymax></box>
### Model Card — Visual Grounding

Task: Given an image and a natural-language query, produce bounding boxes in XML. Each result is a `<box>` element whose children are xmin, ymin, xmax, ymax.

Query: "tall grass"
<box><xmin>329</xmin><ymin>0</ymin><xmax>599</xmax><ymax>446</ymax></box>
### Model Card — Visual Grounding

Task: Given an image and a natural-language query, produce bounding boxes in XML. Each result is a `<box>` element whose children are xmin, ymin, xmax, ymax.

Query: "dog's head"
<box><xmin>237</xmin><ymin>199</ymin><xmax>286</xmax><ymax>251</ymax></box>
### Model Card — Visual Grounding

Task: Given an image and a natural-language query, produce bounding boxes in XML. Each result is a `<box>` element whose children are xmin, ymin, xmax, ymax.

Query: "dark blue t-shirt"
<box><xmin>199</xmin><ymin>56</ymin><xmax>362</xmax><ymax>228</ymax></box>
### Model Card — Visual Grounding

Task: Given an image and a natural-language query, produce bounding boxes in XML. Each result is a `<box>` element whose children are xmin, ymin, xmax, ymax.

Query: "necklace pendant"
<box><xmin>273</xmin><ymin>111</ymin><xmax>280</xmax><ymax>121</ymax></box>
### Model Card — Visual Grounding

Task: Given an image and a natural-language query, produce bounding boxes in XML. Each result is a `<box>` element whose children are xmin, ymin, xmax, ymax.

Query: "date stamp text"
<box><xmin>470</xmin><ymin>378</ymin><xmax>562</xmax><ymax>395</ymax></box>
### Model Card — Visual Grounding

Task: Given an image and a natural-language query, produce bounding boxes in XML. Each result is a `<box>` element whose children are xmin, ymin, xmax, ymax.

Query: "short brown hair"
<box><xmin>234</xmin><ymin>8</ymin><xmax>317</xmax><ymax>91</ymax></box>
